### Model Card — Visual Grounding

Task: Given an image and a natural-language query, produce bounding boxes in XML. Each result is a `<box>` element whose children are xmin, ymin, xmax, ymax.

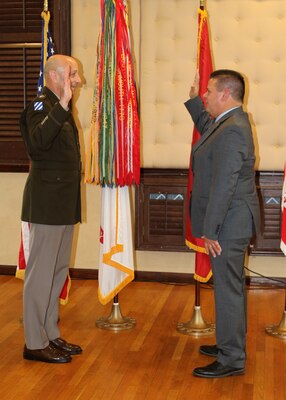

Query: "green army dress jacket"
<box><xmin>20</xmin><ymin>87</ymin><xmax>81</xmax><ymax>225</ymax></box>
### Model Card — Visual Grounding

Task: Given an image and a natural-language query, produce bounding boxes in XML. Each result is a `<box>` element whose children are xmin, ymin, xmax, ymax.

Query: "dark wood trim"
<box><xmin>0</xmin><ymin>0</ymin><xmax>71</xmax><ymax>172</ymax></box>
<box><xmin>134</xmin><ymin>270</ymin><xmax>193</xmax><ymax>284</ymax></box>
<box><xmin>52</xmin><ymin>0</ymin><xmax>71</xmax><ymax>56</ymax></box>
<box><xmin>0</xmin><ymin>265</ymin><xmax>17</xmax><ymax>275</ymax></box>
<box><xmin>2</xmin><ymin>265</ymin><xmax>285</xmax><ymax>288</ymax></box>
<box><xmin>0</xmin><ymin>164</ymin><xmax>29</xmax><ymax>173</ymax></box>
<box><xmin>69</xmin><ymin>268</ymin><xmax>98</xmax><ymax>280</ymax></box>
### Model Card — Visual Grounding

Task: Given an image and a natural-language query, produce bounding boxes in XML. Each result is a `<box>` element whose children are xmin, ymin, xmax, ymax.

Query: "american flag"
<box><xmin>37</xmin><ymin>12</ymin><xmax>55</xmax><ymax>95</ymax></box>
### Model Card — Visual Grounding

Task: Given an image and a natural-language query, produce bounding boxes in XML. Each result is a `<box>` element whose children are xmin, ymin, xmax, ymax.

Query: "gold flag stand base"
<box><xmin>265</xmin><ymin>310</ymin><xmax>286</xmax><ymax>339</ymax></box>
<box><xmin>96</xmin><ymin>301</ymin><xmax>136</xmax><ymax>332</ymax></box>
<box><xmin>177</xmin><ymin>305</ymin><xmax>215</xmax><ymax>336</ymax></box>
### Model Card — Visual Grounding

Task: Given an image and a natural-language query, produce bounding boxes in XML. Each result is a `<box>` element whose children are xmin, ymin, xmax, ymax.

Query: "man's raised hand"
<box><xmin>189</xmin><ymin>70</ymin><xmax>200</xmax><ymax>99</ymax></box>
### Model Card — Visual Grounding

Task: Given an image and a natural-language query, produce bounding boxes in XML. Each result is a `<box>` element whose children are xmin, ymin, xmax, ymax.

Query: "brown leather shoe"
<box><xmin>50</xmin><ymin>337</ymin><xmax>82</xmax><ymax>355</ymax></box>
<box><xmin>23</xmin><ymin>344</ymin><xmax>72</xmax><ymax>363</ymax></box>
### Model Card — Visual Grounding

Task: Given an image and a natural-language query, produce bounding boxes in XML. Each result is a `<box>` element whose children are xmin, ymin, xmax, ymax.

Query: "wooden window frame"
<box><xmin>135</xmin><ymin>168</ymin><xmax>284</xmax><ymax>256</ymax></box>
<box><xmin>250</xmin><ymin>171</ymin><xmax>284</xmax><ymax>255</ymax></box>
<box><xmin>135</xmin><ymin>168</ymin><xmax>190</xmax><ymax>252</ymax></box>
<box><xmin>0</xmin><ymin>0</ymin><xmax>71</xmax><ymax>172</ymax></box>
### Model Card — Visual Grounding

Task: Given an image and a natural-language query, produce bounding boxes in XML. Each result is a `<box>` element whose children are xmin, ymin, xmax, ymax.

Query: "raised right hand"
<box><xmin>59</xmin><ymin>65</ymin><xmax>72</xmax><ymax>110</ymax></box>
<box><xmin>189</xmin><ymin>70</ymin><xmax>200</xmax><ymax>99</ymax></box>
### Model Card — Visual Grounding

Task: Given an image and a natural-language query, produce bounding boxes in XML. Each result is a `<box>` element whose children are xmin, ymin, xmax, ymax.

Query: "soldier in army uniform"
<box><xmin>20</xmin><ymin>54</ymin><xmax>83</xmax><ymax>363</ymax></box>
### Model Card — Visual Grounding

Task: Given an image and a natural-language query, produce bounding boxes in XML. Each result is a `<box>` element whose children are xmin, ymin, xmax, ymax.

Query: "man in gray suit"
<box><xmin>20</xmin><ymin>55</ymin><xmax>83</xmax><ymax>363</ymax></box>
<box><xmin>185</xmin><ymin>69</ymin><xmax>260</xmax><ymax>378</ymax></box>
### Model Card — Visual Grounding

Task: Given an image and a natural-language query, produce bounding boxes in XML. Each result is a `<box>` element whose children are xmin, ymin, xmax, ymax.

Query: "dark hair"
<box><xmin>210</xmin><ymin>69</ymin><xmax>245</xmax><ymax>102</ymax></box>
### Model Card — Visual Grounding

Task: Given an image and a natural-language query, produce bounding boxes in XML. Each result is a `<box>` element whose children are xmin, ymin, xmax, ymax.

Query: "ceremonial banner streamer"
<box><xmin>85</xmin><ymin>0</ymin><xmax>140</xmax><ymax>186</ymax></box>
<box><xmin>281</xmin><ymin>163</ymin><xmax>286</xmax><ymax>255</ymax></box>
<box><xmin>186</xmin><ymin>8</ymin><xmax>213</xmax><ymax>282</ymax></box>
<box><xmin>16</xmin><ymin>9</ymin><xmax>70</xmax><ymax>305</ymax></box>
<box><xmin>85</xmin><ymin>0</ymin><xmax>140</xmax><ymax>305</ymax></box>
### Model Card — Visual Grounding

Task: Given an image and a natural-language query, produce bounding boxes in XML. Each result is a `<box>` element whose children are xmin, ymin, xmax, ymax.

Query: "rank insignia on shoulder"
<box><xmin>34</xmin><ymin>102</ymin><xmax>43</xmax><ymax>111</ymax></box>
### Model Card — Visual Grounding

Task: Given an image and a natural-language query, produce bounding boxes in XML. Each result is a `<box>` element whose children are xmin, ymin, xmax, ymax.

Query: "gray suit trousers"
<box><xmin>210</xmin><ymin>238</ymin><xmax>250</xmax><ymax>369</ymax></box>
<box><xmin>23</xmin><ymin>223</ymin><xmax>74</xmax><ymax>349</ymax></box>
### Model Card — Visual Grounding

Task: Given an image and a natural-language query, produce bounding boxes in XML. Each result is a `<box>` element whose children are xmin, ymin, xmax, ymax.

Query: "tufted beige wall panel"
<box><xmin>72</xmin><ymin>0</ymin><xmax>286</xmax><ymax>172</ymax></box>
<box><xmin>139</xmin><ymin>0</ymin><xmax>286</xmax><ymax>171</ymax></box>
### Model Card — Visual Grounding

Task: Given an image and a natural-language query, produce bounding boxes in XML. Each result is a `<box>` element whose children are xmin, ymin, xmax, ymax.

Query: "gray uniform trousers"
<box><xmin>23</xmin><ymin>223</ymin><xmax>74</xmax><ymax>349</ymax></box>
<box><xmin>210</xmin><ymin>238</ymin><xmax>250</xmax><ymax>369</ymax></box>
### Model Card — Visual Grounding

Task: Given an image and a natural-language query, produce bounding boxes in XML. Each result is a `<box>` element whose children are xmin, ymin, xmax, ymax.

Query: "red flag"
<box><xmin>185</xmin><ymin>8</ymin><xmax>213</xmax><ymax>282</ymax></box>
<box><xmin>281</xmin><ymin>163</ymin><xmax>286</xmax><ymax>255</ymax></box>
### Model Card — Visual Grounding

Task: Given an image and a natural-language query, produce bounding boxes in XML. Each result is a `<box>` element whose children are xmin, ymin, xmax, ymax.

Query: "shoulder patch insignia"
<box><xmin>34</xmin><ymin>102</ymin><xmax>43</xmax><ymax>111</ymax></box>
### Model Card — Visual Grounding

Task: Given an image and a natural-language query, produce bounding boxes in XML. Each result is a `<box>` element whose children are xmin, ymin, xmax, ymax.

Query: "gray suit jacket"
<box><xmin>185</xmin><ymin>96</ymin><xmax>260</xmax><ymax>241</ymax></box>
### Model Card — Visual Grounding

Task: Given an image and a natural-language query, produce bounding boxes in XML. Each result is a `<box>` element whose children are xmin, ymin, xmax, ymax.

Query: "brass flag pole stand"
<box><xmin>96</xmin><ymin>294</ymin><xmax>136</xmax><ymax>332</ymax></box>
<box><xmin>177</xmin><ymin>281</ymin><xmax>215</xmax><ymax>336</ymax></box>
<box><xmin>265</xmin><ymin>289</ymin><xmax>286</xmax><ymax>339</ymax></box>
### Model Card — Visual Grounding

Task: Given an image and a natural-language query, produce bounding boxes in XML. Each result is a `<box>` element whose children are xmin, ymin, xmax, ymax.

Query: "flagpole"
<box><xmin>43</xmin><ymin>0</ymin><xmax>48</xmax><ymax>12</ymax></box>
<box><xmin>177</xmin><ymin>0</ymin><xmax>215</xmax><ymax>337</ymax></box>
<box><xmin>96</xmin><ymin>294</ymin><xmax>136</xmax><ymax>331</ymax></box>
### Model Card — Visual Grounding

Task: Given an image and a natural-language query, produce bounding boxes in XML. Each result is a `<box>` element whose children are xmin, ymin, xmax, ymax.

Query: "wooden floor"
<box><xmin>0</xmin><ymin>276</ymin><xmax>286</xmax><ymax>400</ymax></box>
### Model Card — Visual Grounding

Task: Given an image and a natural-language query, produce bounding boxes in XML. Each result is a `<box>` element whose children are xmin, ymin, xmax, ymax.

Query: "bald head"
<box><xmin>44</xmin><ymin>55</ymin><xmax>72</xmax><ymax>77</ymax></box>
<box><xmin>44</xmin><ymin>54</ymin><xmax>81</xmax><ymax>97</ymax></box>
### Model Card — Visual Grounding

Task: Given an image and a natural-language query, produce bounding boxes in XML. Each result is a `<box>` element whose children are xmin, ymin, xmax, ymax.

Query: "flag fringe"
<box><xmin>194</xmin><ymin>270</ymin><xmax>212</xmax><ymax>283</ymax></box>
<box><xmin>185</xmin><ymin>239</ymin><xmax>207</xmax><ymax>254</ymax></box>
<box><xmin>15</xmin><ymin>269</ymin><xmax>25</xmax><ymax>280</ymax></box>
<box><xmin>98</xmin><ymin>271</ymin><xmax>134</xmax><ymax>305</ymax></box>
<box><xmin>197</xmin><ymin>8</ymin><xmax>208</xmax><ymax>64</ymax></box>
<box><xmin>103</xmin><ymin>245</ymin><xmax>134</xmax><ymax>275</ymax></box>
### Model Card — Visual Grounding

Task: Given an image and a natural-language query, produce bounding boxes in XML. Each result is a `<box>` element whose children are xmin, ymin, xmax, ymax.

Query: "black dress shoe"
<box><xmin>50</xmin><ymin>337</ymin><xmax>82</xmax><ymax>355</ymax></box>
<box><xmin>199</xmin><ymin>344</ymin><xmax>218</xmax><ymax>357</ymax></box>
<box><xmin>23</xmin><ymin>344</ymin><xmax>72</xmax><ymax>363</ymax></box>
<box><xmin>193</xmin><ymin>361</ymin><xmax>245</xmax><ymax>378</ymax></box>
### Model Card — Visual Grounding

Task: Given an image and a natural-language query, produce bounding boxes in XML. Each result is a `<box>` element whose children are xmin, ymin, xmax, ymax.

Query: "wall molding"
<box><xmin>1</xmin><ymin>265</ymin><xmax>285</xmax><ymax>288</ymax></box>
